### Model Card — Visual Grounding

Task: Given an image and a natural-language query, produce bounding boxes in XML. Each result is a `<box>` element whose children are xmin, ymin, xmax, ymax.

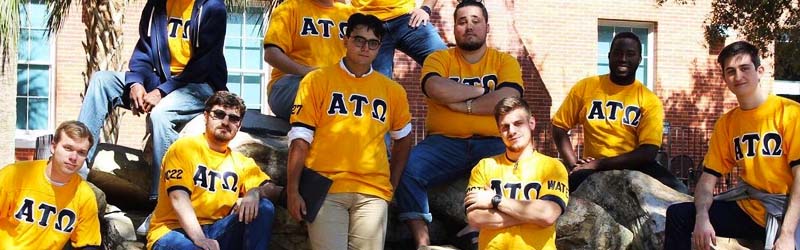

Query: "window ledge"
<box><xmin>15</xmin><ymin>130</ymin><xmax>52</xmax><ymax>149</ymax></box>
<box><xmin>774</xmin><ymin>80</ymin><xmax>800</xmax><ymax>95</ymax></box>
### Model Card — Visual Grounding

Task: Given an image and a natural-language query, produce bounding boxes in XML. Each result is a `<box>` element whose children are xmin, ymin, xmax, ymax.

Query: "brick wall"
<box><xmin>23</xmin><ymin>0</ymin><xmax>773</xmax><ymax>187</ymax></box>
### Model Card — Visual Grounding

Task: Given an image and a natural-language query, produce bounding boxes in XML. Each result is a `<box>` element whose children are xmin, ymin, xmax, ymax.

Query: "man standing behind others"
<box><xmin>285</xmin><ymin>13</ymin><xmax>413</xmax><ymax>250</ymax></box>
<box><xmin>263</xmin><ymin>0</ymin><xmax>354</xmax><ymax>120</ymax></box>
<box><xmin>465</xmin><ymin>97</ymin><xmax>568</xmax><ymax>250</ymax></box>
<box><xmin>393</xmin><ymin>1</ymin><xmax>524</xmax><ymax>248</ymax></box>
<box><xmin>147</xmin><ymin>92</ymin><xmax>281</xmax><ymax>250</ymax></box>
<box><xmin>0</xmin><ymin>121</ymin><xmax>101</xmax><ymax>249</ymax></box>
<box><xmin>551</xmin><ymin>31</ymin><xmax>687</xmax><ymax>193</ymax></box>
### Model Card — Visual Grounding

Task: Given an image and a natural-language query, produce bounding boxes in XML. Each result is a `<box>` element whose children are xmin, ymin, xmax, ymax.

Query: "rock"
<box><xmin>556</xmin><ymin>197</ymin><xmax>633</xmax><ymax>250</ymax></box>
<box><xmin>571</xmin><ymin>170</ymin><xmax>692</xmax><ymax>249</ymax></box>
<box><xmin>88</xmin><ymin>182</ymin><xmax>108</xmax><ymax>215</ymax></box>
<box><xmin>88</xmin><ymin>143</ymin><xmax>151</xmax><ymax>210</ymax></box>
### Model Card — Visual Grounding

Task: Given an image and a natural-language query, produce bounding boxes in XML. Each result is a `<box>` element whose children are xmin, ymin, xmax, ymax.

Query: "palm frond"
<box><xmin>44</xmin><ymin>0</ymin><xmax>74</xmax><ymax>35</ymax></box>
<box><xmin>0</xmin><ymin>0</ymin><xmax>24</xmax><ymax>69</ymax></box>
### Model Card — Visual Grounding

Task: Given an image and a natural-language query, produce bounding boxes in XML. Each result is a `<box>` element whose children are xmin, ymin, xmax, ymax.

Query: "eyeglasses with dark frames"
<box><xmin>350</xmin><ymin>35</ymin><xmax>381</xmax><ymax>50</ymax></box>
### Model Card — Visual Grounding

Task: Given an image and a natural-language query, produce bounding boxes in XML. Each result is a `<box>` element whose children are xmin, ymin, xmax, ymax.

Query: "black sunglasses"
<box><xmin>210</xmin><ymin>109</ymin><xmax>242</xmax><ymax>123</ymax></box>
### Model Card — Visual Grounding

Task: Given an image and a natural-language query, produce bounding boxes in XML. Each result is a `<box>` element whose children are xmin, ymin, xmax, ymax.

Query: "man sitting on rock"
<box><xmin>146</xmin><ymin>92</ymin><xmax>282</xmax><ymax>250</ymax></box>
<box><xmin>465</xmin><ymin>97</ymin><xmax>569</xmax><ymax>250</ymax></box>
<box><xmin>664</xmin><ymin>41</ymin><xmax>800</xmax><ymax>250</ymax></box>
<box><xmin>551</xmin><ymin>31</ymin><xmax>687</xmax><ymax>193</ymax></box>
<box><xmin>0</xmin><ymin>121</ymin><xmax>101</xmax><ymax>249</ymax></box>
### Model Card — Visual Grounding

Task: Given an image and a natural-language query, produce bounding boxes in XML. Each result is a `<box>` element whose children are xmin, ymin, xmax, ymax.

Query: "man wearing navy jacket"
<box><xmin>78</xmin><ymin>0</ymin><xmax>228</xmax><ymax>201</ymax></box>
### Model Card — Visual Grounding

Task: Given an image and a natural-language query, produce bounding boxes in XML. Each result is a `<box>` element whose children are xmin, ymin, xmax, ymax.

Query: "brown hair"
<box><xmin>204</xmin><ymin>91</ymin><xmax>247</xmax><ymax>117</ymax></box>
<box><xmin>54</xmin><ymin>120</ymin><xmax>94</xmax><ymax>148</ymax></box>
<box><xmin>493</xmin><ymin>96</ymin><xmax>531</xmax><ymax>123</ymax></box>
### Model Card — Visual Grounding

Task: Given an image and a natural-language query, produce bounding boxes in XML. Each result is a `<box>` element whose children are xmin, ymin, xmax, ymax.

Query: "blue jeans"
<box><xmin>373</xmin><ymin>14</ymin><xmax>447</xmax><ymax>79</ymax></box>
<box><xmin>394</xmin><ymin>135</ymin><xmax>505</xmax><ymax>222</ymax></box>
<box><xmin>152</xmin><ymin>199</ymin><xmax>275</xmax><ymax>250</ymax></box>
<box><xmin>78</xmin><ymin>71</ymin><xmax>214</xmax><ymax>200</ymax></box>
<box><xmin>664</xmin><ymin>200</ymin><xmax>765</xmax><ymax>250</ymax></box>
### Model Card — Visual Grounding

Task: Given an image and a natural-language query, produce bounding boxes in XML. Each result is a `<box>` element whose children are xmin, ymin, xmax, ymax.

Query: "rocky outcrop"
<box><xmin>556</xmin><ymin>197</ymin><xmax>633</xmax><ymax>250</ymax></box>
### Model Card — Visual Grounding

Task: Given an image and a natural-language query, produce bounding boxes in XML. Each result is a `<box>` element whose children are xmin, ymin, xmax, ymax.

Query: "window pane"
<box><xmin>227</xmin><ymin>74</ymin><xmax>242</xmax><ymax>94</ymax></box>
<box><xmin>244</xmin><ymin>39</ymin><xmax>263</xmax><ymax>69</ymax></box>
<box><xmin>597</xmin><ymin>65</ymin><xmax>609</xmax><ymax>76</ymax></box>
<box><xmin>18</xmin><ymin>30</ymin><xmax>31</xmax><ymax>61</ymax></box>
<box><xmin>242</xmin><ymin>74</ymin><xmax>262</xmax><ymax>110</ymax></box>
<box><xmin>16</xmin><ymin>98</ymin><xmax>27</xmax><ymax>130</ymax></box>
<box><xmin>633</xmin><ymin>28</ymin><xmax>648</xmax><ymax>56</ymax></box>
<box><xmin>17</xmin><ymin>66</ymin><xmax>28</xmax><ymax>96</ymax></box>
<box><xmin>225</xmin><ymin>38</ymin><xmax>242</xmax><ymax>69</ymax></box>
<box><xmin>29</xmin><ymin>65</ymin><xmax>50</xmax><ymax>97</ymax></box>
<box><xmin>28</xmin><ymin>97</ymin><xmax>49</xmax><ymax>130</ymax></box>
<box><xmin>227</xmin><ymin>12</ymin><xmax>243</xmax><ymax>37</ymax></box>
<box><xmin>28</xmin><ymin>29</ymin><xmax>50</xmax><ymax>61</ymax></box>
<box><xmin>245</xmin><ymin>10</ymin><xmax>263</xmax><ymax>37</ymax></box>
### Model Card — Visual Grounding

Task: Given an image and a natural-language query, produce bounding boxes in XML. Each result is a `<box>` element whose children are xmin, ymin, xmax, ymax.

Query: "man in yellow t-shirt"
<box><xmin>263</xmin><ymin>0</ymin><xmax>354</xmax><ymax>120</ymax></box>
<box><xmin>465</xmin><ymin>97</ymin><xmax>568</xmax><ymax>250</ymax></box>
<box><xmin>147</xmin><ymin>92</ymin><xmax>283</xmax><ymax>250</ymax></box>
<box><xmin>394</xmin><ymin>2</ymin><xmax>524</xmax><ymax>248</ymax></box>
<box><xmin>551</xmin><ymin>31</ymin><xmax>687</xmax><ymax>193</ymax></box>
<box><xmin>664</xmin><ymin>41</ymin><xmax>800</xmax><ymax>250</ymax></box>
<box><xmin>349</xmin><ymin>0</ymin><xmax>446</xmax><ymax>78</ymax></box>
<box><xmin>0</xmin><ymin>121</ymin><xmax>101</xmax><ymax>249</ymax></box>
<box><xmin>285</xmin><ymin>13</ymin><xmax>412</xmax><ymax>250</ymax></box>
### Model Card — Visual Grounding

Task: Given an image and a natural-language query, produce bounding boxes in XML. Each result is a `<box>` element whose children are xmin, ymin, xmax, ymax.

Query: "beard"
<box><xmin>608</xmin><ymin>64</ymin><xmax>638</xmax><ymax>85</ymax></box>
<box><xmin>457</xmin><ymin>38</ymin><xmax>485</xmax><ymax>51</ymax></box>
<box><xmin>211</xmin><ymin>125</ymin><xmax>235</xmax><ymax>142</ymax></box>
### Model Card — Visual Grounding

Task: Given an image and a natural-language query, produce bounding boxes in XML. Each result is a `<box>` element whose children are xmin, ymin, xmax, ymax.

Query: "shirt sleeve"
<box><xmin>420</xmin><ymin>51</ymin><xmax>448</xmax><ymax>97</ymax></box>
<box><xmin>703</xmin><ymin>117</ymin><xmax>735</xmax><ymax>176</ymax></box>
<box><xmin>637</xmin><ymin>92</ymin><xmax>665</xmax><ymax>147</ymax></box>
<box><xmin>70</xmin><ymin>189</ymin><xmax>101</xmax><ymax>248</ymax></box>
<box><xmin>390</xmin><ymin>85</ymin><xmax>412</xmax><ymax>133</ymax></box>
<box><xmin>539</xmin><ymin>158</ymin><xmax>569</xmax><ymax>214</ymax></box>
<box><xmin>290</xmin><ymin>70</ymin><xmax>322</xmax><ymax>129</ymax></box>
<box><xmin>783</xmin><ymin>104</ymin><xmax>800</xmax><ymax>168</ymax></box>
<box><xmin>552</xmin><ymin>81</ymin><xmax>584</xmax><ymax>130</ymax></box>
<box><xmin>466</xmin><ymin>160</ymin><xmax>488</xmax><ymax>193</ymax></box>
<box><xmin>239</xmin><ymin>157</ymin><xmax>271</xmax><ymax>195</ymax></box>
<box><xmin>495</xmin><ymin>53</ymin><xmax>524</xmax><ymax>95</ymax></box>
<box><xmin>161</xmin><ymin>140</ymin><xmax>195</xmax><ymax>195</ymax></box>
<box><xmin>263</xmin><ymin>3</ymin><xmax>295</xmax><ymax>53</ymax></box>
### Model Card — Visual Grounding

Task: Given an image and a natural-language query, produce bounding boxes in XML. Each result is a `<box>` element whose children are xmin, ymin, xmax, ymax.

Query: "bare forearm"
<box><xmin>694</xmin><ymin>173</ymin><xmax>717</xmax><ymax>218</ymax></box>
<box><xmin>169</xmin><ymin>191</ymin><xmax>205</xmax><ymax>241</ymax></box>
<box><xmin>424</xmin><ymin>76</ymin><xmax>483</xmax><ymax>103</ymax></box>
<box><xmin>390</xmin><ymin>136</ymin><xmax>412</xmax><ymax>189</ymax></box>
<box><xmin>596</xmin><ymin>144</ymin><xmax>659</xmax><ymax>171</ymax></box>
<box><xmin>496</xmin><ymin>199</ymin><xmax>561</xmax><ymax>227</ymax></box>
<box><xmin>466</xmin><ymin>88</ymin><xmax>521</xmax><ymax>115</ymax></box>
<box><xmin>421</xmin><ymin>0</ymin><xmax>437</xmax><ymax>7</ymax></box>
<box><xmin>552</xmin><ymin>126</ymin><xmax>577</xmax><ymax>168</ymax></box>
<box><xmin>264</xmin><ymin>47</ymin><xmax>314</xmax><ymax>76</ymax></box>
<box><xmin>779</xmin><ymin>166</ymin><xmax>800</xmax><ymax>237</ymax></box>
<box><xmin>257</xmin><ymin>182</ymin><xmax>284</xmax><ymax>201</ymax></box>
<box><xmin>287</xmin><ymin>139</ymin><xmax>310</xmax><ymax>192</ymax></box>
<box><xmin>467</xmin><ymin>209</ymin><xmax>525</xmax><ymax>229</ymax></box>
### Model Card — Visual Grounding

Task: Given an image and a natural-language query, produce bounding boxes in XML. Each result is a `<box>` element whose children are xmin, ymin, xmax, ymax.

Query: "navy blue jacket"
<box><xmin>124</xmin><ymin>0</ymin><xmax>227</xmax><ymax>97</ymax></box>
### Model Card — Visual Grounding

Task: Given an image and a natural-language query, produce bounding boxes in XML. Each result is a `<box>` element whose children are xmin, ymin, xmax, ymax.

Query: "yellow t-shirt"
<box><xmin>146</xmin><ymin>134</ymin><xmax>271</xmax><ymax>249</ymax></box>
<box><xmin>0</xmin><ymin>160</ymin><xmax>101</xmax><ymax>249</ymax></box>
<box><xmin>291</xmin><ymin>62</ymin><xmax>412</xmax><ymax>201</ymax></box>
<box><xmin>703</xmin><ymin>95</ymin><xmax>800</xmax><ymax>226</ymax></box>
<box><xmin>421</xmin><ymin>48</ymin><xmax>524</xmax><ymax>138</ymax></box>
<box><xmin>263</xmin><ymin>0</ymin><xmax>354</xmax><ymax>90</ymax></box>
<box><xmin>552</xmin><ymin>75</ymin><xmax>664</xmax><ymax>158</ymax></box>
<box><xmin>466</xmin><ymin>152</ymin><xmax>569</xmax><ymax>250</ymax></box>
<box><xmin>350</xmin><ymin>0</ymin><xmax>414</xmax><ymax>21</ymax></box>
<box><xmin>167</xmin><ymin>0</ymin><xmax>194</xmax><ymax>74</ymax></box>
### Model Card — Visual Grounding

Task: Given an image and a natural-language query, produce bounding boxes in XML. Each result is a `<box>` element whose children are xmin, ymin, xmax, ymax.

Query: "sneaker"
<box><xmin>136</xmin><ymin>214</ymin><xmax>152</xmax><ymax>236</ymax></box>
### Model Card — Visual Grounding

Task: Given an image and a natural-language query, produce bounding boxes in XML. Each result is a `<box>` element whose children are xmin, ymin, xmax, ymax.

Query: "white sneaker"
<box><xmin>136</xmin><ymin>214</ymin><xmax>152</xmax><ymax>236</ymax></box>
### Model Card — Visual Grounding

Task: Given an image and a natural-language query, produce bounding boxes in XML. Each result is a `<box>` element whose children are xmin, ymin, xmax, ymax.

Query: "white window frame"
<box><xmin>226</xmin><ymin>7</ymin><xmax>270</xmax><ymax>113</ymax></box>
<box><xmin>597</xmin><ymin>20</ymin><xmax>656</xmax><ymax>90</ymax></box>
<box><xmin>774</xmin><ymin>80</ymin><xmax>800</xmax><ymax>95</ymax></box>
<box><xmin>15</xmin><ymin>1</ymin><xmax>56</xmax><ymax>149</ymax></box>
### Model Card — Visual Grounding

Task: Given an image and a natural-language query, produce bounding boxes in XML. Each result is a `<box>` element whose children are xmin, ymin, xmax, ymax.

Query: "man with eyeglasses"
<box><xmin>286</xmin><ymin>13</ymin><xmax>413</xmax><ymax>249</ymax></box>
<box><xmin>393</xmin><ymin>1</ymin><xmax>524</xmax><ymax>249</ymax></box>
<box><xmin>146</xmin><ymin>91</ymin><xmax>283</xmax><ymax>250</ymax></box>
<box><xmin>348</xmin><ymin>0</ymin><xmax>446</xmax><ymax>79</ymax></box>
<box><xmin>551</xmin><ymin>31</ymin><xmax>687</xmax><ymax>193</ymax></box>
<box><xmin>263</xmin><ymin>0</ymin><xmax>354</xmax><ymax>120</ymax></box>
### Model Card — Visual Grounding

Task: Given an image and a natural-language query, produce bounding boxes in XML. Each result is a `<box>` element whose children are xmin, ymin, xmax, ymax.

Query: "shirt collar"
<box><xmin>339</xmin><ymin>58</ymin><xmax>374</xmax><ymax>78</ymax></box>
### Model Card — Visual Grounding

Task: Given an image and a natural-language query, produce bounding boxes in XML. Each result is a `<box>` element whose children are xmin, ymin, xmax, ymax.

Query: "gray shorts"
<box><xmin>267</xmin><ymin>74</ymin><xmax>304</xmax><ymax>120</ymax></box>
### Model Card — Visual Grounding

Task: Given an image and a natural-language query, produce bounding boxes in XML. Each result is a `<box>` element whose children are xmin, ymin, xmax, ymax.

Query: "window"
<box><xmin>597</xmin><ymin>21</ymin><xmax>655</xmax><ymax>89</ymax></box>
<box><xmin>774</xmin><ymin>34</ymin><xmax>799</xmax><ymax>96</ymax></box>
<box><xmin>17</xmin><ymin>0</ymin><xmax>54</xmax><ymax>148</ymax></box>
<box><xmin>225</xmin><ymin>7</ymin><xmax>268</xmax><ymax>112</ymax></box>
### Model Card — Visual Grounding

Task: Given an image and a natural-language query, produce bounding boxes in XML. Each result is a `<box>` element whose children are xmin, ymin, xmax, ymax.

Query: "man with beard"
<box><xmin>551</xmin><ymin>32</ymin><xmax>687</xmax><ymax>193</ymax></box>
<box><xmin>465</xmin><ymin>97</ymin><xmax>568</xmax><ymax>250</ymax></box>
<box><xmin>393</xmin><ymin>1</ymin><xmax>523</xmax><ymax>248</ymax></box>
<box><xmin>0</xmin><ymin>121</ymin><xmax>101</xmax><ymax>249</ymax></box>
<box><xmin>146</xmin><ymin>92</ymin><xmax>282</xmax><ymax>250</ymax></box>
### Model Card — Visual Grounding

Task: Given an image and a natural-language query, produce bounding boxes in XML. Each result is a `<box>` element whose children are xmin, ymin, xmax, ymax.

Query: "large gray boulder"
<box><xmin>571</xmin><ymin>170</ymin><xmax>692</xmax><ymax>249</ymax></box>
<box><xmin>556</xmin><ymin>197</ymin><xmax>633</xmax><ymax>250</ymax></box>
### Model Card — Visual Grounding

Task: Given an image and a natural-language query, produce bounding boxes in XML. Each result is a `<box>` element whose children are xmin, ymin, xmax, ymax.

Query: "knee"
<box><xmin>258</xmin><ymin>199</ymin><xmax>276</xmax><ymax>218</ymax></box>
<box><xmin>87</xmin><ymin>71</ymin><xmax>118</xmax><ymax>91</ymax></box>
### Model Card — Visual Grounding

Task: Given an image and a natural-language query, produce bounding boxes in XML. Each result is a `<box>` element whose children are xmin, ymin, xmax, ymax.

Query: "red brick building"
<box><xmin>10</xmin><ymin>0</ymin><xmax>798</xmax><ymax>188</ymax></box>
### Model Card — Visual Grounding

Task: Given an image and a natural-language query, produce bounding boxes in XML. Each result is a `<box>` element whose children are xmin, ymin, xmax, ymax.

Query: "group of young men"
<box><xmin>1</xmin><ymin>0</ymin><xmax>799</xmax><ymax>250</ymax></box>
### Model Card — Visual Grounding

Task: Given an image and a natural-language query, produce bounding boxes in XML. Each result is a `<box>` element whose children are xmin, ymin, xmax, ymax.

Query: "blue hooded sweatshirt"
<box><xmin>124</xmin><ymin>0</ymin><xmax>227</xmax><ymax>97</ymax></box>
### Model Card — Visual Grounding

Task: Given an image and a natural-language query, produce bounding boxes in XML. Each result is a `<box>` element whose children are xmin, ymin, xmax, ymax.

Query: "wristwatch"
<box><xmin>491</xmin><ymin>194</ymin><xmax>502</xmax><ymax>209</ymax></box>
<box><xmin>466</xmin><ymin>99</ymin><xmax>474</xmax><ymax>114</ymax></box>
<box><xmin>420</xmin><ymin>6</ymin><xmax>432</xmax><ymax>16</ymax></box>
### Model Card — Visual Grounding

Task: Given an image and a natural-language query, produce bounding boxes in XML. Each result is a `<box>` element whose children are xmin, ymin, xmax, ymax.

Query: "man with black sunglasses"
<box><xmin>393</xmin><ymin>1</ymin><xmax>524</xmax><ymax>249</ymax></box>
<box><xmin>286</xmin><ymin>13</ymin><xmax>413</xmax><ymax>249</ymax></box>
<box><xmin>146</xmin><ymin>91</ymin><xmax>283</xmax><ymax>250</ymax></box>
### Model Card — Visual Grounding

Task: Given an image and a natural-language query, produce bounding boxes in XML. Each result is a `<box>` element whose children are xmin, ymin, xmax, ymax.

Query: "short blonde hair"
<box><xmin>54</xmin><ymin>120</ymin><xmax>93</xmax><ymax>148</ymax></box>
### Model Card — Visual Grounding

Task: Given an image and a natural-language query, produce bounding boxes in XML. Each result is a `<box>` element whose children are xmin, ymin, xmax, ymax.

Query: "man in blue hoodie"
<box><xmin>78</xmin><ymin>0</ymin><xmax>228</xmax><ymax>201</ymax></box>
